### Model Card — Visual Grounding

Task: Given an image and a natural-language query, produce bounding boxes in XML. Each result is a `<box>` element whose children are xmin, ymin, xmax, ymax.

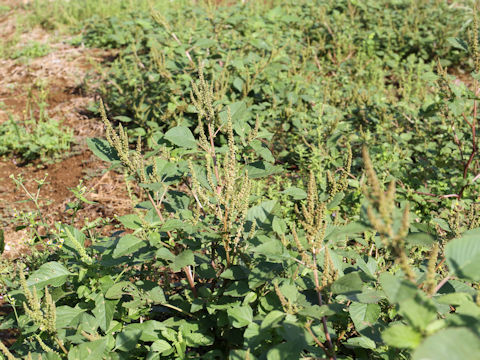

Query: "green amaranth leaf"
<box><xmin>117</xmin><ymin>214</ymin><xmax>142</xmax><ymax>230</ymax></box>
<box><xmin>379</xmin><ymin>273</ymin><xmax>418</xmax><ymax>303</ymax></box>
<box><xmin>113</xmin><ymin>234</ymin><xmax>145</xmax><ymax>258</ymax></box>
<box><xmin>171</xmin><ymin>250</ymin><xmax>194</xmax><ymax>272</ymax></box>
<box><xmin>86</xmin><ymin>138</ymin><xmax>120</xmax><ymax>162</ymax></box>
<box><xmin>282</xmin><ymin>187</ymin><xmax>307</xmax><ymax>200</ymax></box>
<box><xmin>68</xmin><ymin>337</ymin><xmax>111</xmax><ymax>360</ymax></box>
<box><xmin>412</xmin><ymin>327</ymin><xmax>480</xmax><ymax>360</ymax></box>
<box><xmin>105</xmin><ymin>281</ymin><xmax>136</xmax><ymax>299</ymax></box>
<box><xmin>398</xmin><ymin>294</ymin><xmax>437</xmax><ymax>331</ymax></box>
<box><xmin>55</xmin><ymin>306</ymin><xmax>86</xmax><ymax>329</ymax></box>
<box><xmin>228</xmin><ymin>306</ymin><xmax>253</xmax><ymax>328</ymax></box>
<box><xmin>115</xmin><ymin>329</ymin><xmax>142</xmax><ymax>352</ymax></box>
<box><xmin>445</xmin><ymin>228</ymin><xmax>480</xmax><ymax>281</ymax></box>
<box><xmin>272</xmin><ymin>216</ymin><xmax>287</xmax><ymax>235</ymax></box>
<box><xmin>345</xmin><ymin>336</ymin><xmax>376</xmax><ymax>349</ymax></box>
<box><xmin>349</xmin><ymin>302</ymin><xmax>381</xmax><ymax>332</ymax></box>
<box><xmin>92</xmin><ymin>293</ymin><xmax>116</xmax><ymax>332</ymax></box>
<box><xmin>164</xmin><ymin>126</ymin><xmax>197</xmax><ymax>149</ymax></box>
<box><xmin>26</xmin><ymin>261</ymin><xmax>72</xmax><ymax>289</ymax></box>
<box><xmin>332</xmin><ymin>272</ymin><xmax>364</xmax><ymax>294</ymax></box>
<box><xmin>382</xmin><ymin>323</ymin><xmax>422</xmax><ymax>349</ymax></box>
<box><xmin>246</xmin><ymin>161</ymin><xmax>282</xmax><ymax>178</ymax></box>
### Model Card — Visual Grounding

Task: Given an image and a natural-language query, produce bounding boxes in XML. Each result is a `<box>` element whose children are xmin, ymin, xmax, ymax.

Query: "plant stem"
<box><xmin>312</xmin><ymin>250</ymin><xmax>336</xmax><ymax>360</ymax></box>
<box><xmin>207</xmin><ymin>122</ymin><xmax>222</xmax><ymax>195</ymax></box>
<box><xmin>147</xmin><ymin>191</ymin><xmax>197</xmax><ymax>297</ymax></box>
<box><xmin>55</xmin><ymin>337</ymin><xmax>68</xmax><ymax>355</ymax></box>
<box><xmin>433</xmin><ymin>275</ymin><xmax>452</xmax><ymax>294</ymax></box>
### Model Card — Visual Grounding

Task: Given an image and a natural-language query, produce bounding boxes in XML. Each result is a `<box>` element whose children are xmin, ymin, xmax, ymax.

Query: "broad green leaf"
<box><xmin>279</xmin><ymin>321</ymin><xmax>307</xmax><ymax>349</ymax></box>
<box><xmin>115</xmin><ymin>329</ymin><xmax>142</xmax><ymax>351</ymax></box>
<box><xmin>382</xmin><ymin>323</ymin><xmax>422</xmax><ymax>349</ymax></box>
<box><xmin>251</xmin><ymin>140</ymin><xmax>274</xmax><ymax>162</ymax></box>
<box><xmin>344</xmin><ymin>288</ymin><xmax>384</xmax><ymax>304</ymax></box>
<box><xmin>77</xmin><ymin>312</ymin><xmax>101</xmax><ymax>335</ymax></box>
<box><xmin>445</xmin><ymin>229</ymin><xmax>480</xmax><ymax>281</ymax></box>
<box><xmin>160</xmin><ymin>219</ymin><xmax>184</xmax><ymax>232</ymax></box>
<box><xmin>68</xmin><ymin>337</ymin><xmax>111</xmax><ymax>360</ymax></box>
<box><xmin>406</xmin><ymin>232</ymin><xmax>434</xmax><ymax>247</ymax></box>
<box><xmin>156</xmin><ymin>247</ymin><xmax>176</xmax><ymax>262</ymax></box>
<box><xmin>247</xmin><ymin>200</ymin><xmax>276</xmax><ymax>223</ymax></box>
<box><xmin>298</xmin><ymin>305</ymin><xmax>335</xmax><ymax>320</ymax></box>
<box><xmin>326</xmin><ymin>222</ymin><xmax>369</xmax><ymax>242</ymax></box>
<box><xmin>43</xmin><ymin>353</ymin><xmax>62</xmax><ymax>360</ymax></box>
<box><xmin>220</xmin><ymin>265</ymin><xmax>249</xmax><ymax>280</ymax></box>
<box><xmin>349</xmin><ymin>302</ymin><xmax>380</xmax><ymax>331</ymax></box>
<box><xmin>147</xmin><ymin>286</ymin><xmax>166</xmax><ymax>304</ymax></box>
<box><xmin>266</xmin><ymin>342</ymin><xmax>301</xmax><ymax>359</ymax></box>
<box><xmin>272</xmin><ymin>216</ymin><xmax>287</xmax><ymax>235</ymax></box>
<box><xmin>92</xmin><ymin>293</ymin><xmax>116</xmax><ymax>332</ymax></box>
<box><xmin>345</xmin><ymin>336</ymin><xmax>376</xmax><ymax>349</ymax></box>
<box><xmin>184</xmin><ymin>331</ymin><xmax>214</xmax><ymax>347</ymax></box>
<box><xmin>117</xmin><ymin>214</ymin><xmax>142</xmax><ymax>230</ymax></box>
<box><xmin>171</xmin><ymin>250</ymin><xmax>195</xmax><ymax>272</ymax></box>
<box><xmin>232</xmin><ymin>77</ymin><xmax>244</xmax><ymax>93</ymax></box>
<box><xmin>230</xmin><ymin>349</ymin><xmax>257</xmax><ymax>360</ymax></box>
<box><xmin>151</xmin><ymin>339</ymin><xmax>172</xmax><ymax>353</ymax></box>
<box><xmin>26</xmin><ymin>261</ymin><xmax>72</xmax><ymax>289</ymax></box>
<box><xmin>219</xmin><ymin>101</ymin><xmax>248</xmax><ymax>124</ymax></box>
<box><xmin>352</xmin><ymin>255</ymin><xmax>377</xmax><ymax>278</ymax></box>
<box><xmin>113</xmin><ymin>234</ymin><xmax>145</xmax><ymax>258</ymax></box>
<box><xmin>282</xmin><ymin>187</ymin><xmax>307</xmax><ymax>200</ymax></box>
<box><xmin>228</xmin><ymin>306</ymin><xmax>253</xmax><ymax>328</ymax></box>
<box><xmin>246</xmin><ymin>161</ymin><xmax>282</xmax><ymax>178</ymax></box>
<box><xmin>224</xmin><ymin>281</ymin><xmax>250</xmax><ymax>297</ymax></box>
<box><xmin>194</xmin><ymin>38</ymin><xmax>217</xmax><ymax>48</ymax></box>
<box><xmin>398</xmin><ymin>295</ymin><xmax>437</xmax><ymax>331</ymax></box>
<box><xmin>379</xmin><ymin>273</ymin><xmax>418</xmax><ymax>303</ymax></box>
<box><xmin>436</xmin><ymin>292</ymin><xmax>473</xmax><ymax>306</ymax></box>
<box><xmin>327</xmin><ymin>192</ymin><xmax>344</xmax><ymax>209</ymax></box>
<box><xmin>86</xmin><ymin>138</ymin><xmax>119</xmax><ymax>162</ymax></box>
<box><xmin>447</xmin><ymin>37</ymin><xmax>469</xmax><ymax>52</ymax></box>
<box><xmin>260</xmin><ymin>310</ymin><xmax>285</xmax><ymax>330</ymax></box>
<box><xmin>55</xmin><ymin>306</ymin><xmax>86</xmax><ymax>329</ymax></box>
<box><xmin>164</xmin><ymin>126</ymin><xmax>197</xmax><ymax>149</ymax></box>
<box><xmin>279</xmin><ymin>282</ymin><xmax>298</xmax><ymax>302</ymax></box>
<box><xmin>124</xmin><ymin>320</ymin><xmax>167</xmax><ymax>342</ymax></box>
<box><xmin>113</xmin><ymin>115</ymin><xmax>132</xmax><ymax>123</ymax></box>
<box><xmin>252</xmin><ymin>240</ymin><xmax>284</xmax><ymax>258</ymax></box>
<box><xmin>332</xmin><ymin>272</ymin><xmax>364</xmax><ymax>294</ymax></box>
<box><xmin>105</xmin><ymin>281</ymin><xmax>136</xmax><ymax>299</ymax></box>
<box><xmin>413</xmin><ymin>328</ymin><xmax>480</xmax><ymax>360</ymax></box>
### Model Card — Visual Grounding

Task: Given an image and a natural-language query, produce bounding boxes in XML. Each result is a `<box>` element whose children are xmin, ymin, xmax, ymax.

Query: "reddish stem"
<box><xmin>147</xmin><ymin>191</ymin><xmax>197</xmax><ymax>297</ymax></box>
<box><xmin>312</xmin><ymin>250</ymin><xmax>336</xmax><ymax>360</ymax></box>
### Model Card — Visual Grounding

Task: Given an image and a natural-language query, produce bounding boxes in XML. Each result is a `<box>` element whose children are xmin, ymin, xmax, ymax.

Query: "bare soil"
<box><xmin>0</xmin><ymin>3</ymin><xmax>132</xmax><ymax>260</ymax></box>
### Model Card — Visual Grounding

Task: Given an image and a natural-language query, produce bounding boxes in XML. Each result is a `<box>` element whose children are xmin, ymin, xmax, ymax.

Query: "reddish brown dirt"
<box><xmin>0</xmin><ymin>3</ymin><xmax>133</xmax><ymax>259</ymax></box>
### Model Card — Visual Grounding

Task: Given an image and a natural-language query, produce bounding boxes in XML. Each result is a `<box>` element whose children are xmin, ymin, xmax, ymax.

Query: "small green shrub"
<box><xmin>1</xmin><ymin>69</ymin><xmax>479</xmax><ymax>359</ymax></box>
<box><xmin>23</xmin><ymin>0</ymin><xmax>160</xmax><ymax>31</ymax></box>
<box><xmin>0</xmin><ymin>5</ymin><xmax>10</xmax><ymax>15</ymax></box>
<box><xmin>0</xmin><ymin>85</ymin><xmax>73</xmax><ymax>161</ymax></box>
<box><xmin>86</xmin><ymin>0</ymin><xmax>474</xmax><ymax>221</ymax></box>
<box><xmin>1</xmin><ymin>1</ymin><xmax>480</xmax><ymax>359</ymax></box>
<box><xmin>10</xmin><ymin>41</ymin><xmax>51</xmax><ymax>60</ymax></box>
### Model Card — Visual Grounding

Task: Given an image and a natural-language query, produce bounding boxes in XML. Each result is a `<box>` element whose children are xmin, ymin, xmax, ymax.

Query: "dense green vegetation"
<box><xmin>1</xmin><ymin>1</ymin><xmax>480</xmax><ymax>359</ymax></box>
<box><xmin>0</xmin><ymin>82</ymin><xmax>73</xmax><ymax>161</ymax></box>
